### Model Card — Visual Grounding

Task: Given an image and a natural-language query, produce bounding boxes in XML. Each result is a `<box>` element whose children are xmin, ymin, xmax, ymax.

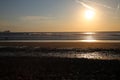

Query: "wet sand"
<box><xmin>0</xmin><ymin>42</ymin><xmax>120</xmax><ymax>49</ymax></box>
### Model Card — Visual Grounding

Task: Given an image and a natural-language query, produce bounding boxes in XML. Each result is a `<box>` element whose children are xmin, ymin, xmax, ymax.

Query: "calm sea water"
<box><xmin>0</xmin><ymin>32</ymin><xmax>120</xmax><ymax>42</ymax></box>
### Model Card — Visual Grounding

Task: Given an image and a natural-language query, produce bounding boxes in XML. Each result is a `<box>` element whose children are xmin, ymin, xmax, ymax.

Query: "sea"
<box><xmin>0</xmin><ymin>32</ymin><xmax>120</xmax><ymax>60</ymax></box>
<box><xmin>0</xmin><ymin>32</ymin><xmax>120</xmax><ymax>42</ymax></box>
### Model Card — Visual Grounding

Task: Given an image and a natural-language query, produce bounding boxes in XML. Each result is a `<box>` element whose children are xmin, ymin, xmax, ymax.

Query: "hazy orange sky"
<box><xmin>0</xmin><ymin>0</ymin><xmax>120</xmax><ymax>32</ymax></box>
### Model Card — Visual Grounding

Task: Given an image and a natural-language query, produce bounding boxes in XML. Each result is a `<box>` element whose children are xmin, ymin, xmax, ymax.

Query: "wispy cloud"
<box><xmin>20</xmin><ymin>16</ymin><xmax>55</xmax><ymax>21</ymax></box>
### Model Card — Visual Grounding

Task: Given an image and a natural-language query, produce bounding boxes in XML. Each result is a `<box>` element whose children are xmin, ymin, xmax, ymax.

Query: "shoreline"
<box><xmin>0</xmin><ymin>42</ymin><xmax>120</xmax><ymax>49</ymax></box>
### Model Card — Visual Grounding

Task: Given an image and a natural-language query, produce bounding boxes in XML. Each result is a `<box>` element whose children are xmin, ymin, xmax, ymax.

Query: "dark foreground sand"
<box><xmin>0</xmin><ymin>42</ymin><xmax>120</xmax><ymax>80</ymax></box>
<box><xmin>0</xmin><ymin>42</ymin><xmax>120</xmax><ymax>49</ymax></box>
<box><xmin>0</xmin><ymin>57</ymin><xmax>120</xmax><ymax>80</ymax></box>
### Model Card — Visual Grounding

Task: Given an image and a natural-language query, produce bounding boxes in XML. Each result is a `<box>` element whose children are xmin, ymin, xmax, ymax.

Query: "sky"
<box><xmin>0</xmin><ymin>0</ymin><xmax>120</xmax><ymax>32</ymax></box>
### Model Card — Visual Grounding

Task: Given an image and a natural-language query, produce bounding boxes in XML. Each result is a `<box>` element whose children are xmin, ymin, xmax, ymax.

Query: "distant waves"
<box><xmin>0</xmin><ymin>32</ymin><xmax>120</xmax><ymax>40</ymax></box>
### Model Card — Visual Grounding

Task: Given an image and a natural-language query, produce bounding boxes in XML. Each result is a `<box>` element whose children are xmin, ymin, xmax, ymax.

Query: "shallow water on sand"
<box><xmin>0</xmin><ymin>48</ymin><xmax>120</xmax><ymax>60</ymax></box>
<box><xmin>39</xmin><ymin>52</ymin><xmax>120</xmax><ymax>60</ymax></box>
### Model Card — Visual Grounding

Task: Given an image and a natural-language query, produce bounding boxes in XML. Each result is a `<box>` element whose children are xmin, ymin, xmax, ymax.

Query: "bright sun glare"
<box><xmin>85</xmin><ymin>10</ymin><xmax>95</xmax><ymax>20</ymax></box>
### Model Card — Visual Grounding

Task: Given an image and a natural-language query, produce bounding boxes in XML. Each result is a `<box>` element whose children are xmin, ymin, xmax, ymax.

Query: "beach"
<box><xmin>0</xmin><ymin>42</ymin><xmax>120</xmax><ymax>49</ymax></box>
<box><xmin>0</xmin><ymin>57</ymin><xmax>120</xmax><ymax>80</ymax></box>
<box><xmin>0</xmin><ymin>42</ymin><xmax>120</xmax><ymax>80</ymax></box>
<box><xmin>0</xmin><ymin>0</ymin><xmax>120</xmax><ymax>79</ymax></box>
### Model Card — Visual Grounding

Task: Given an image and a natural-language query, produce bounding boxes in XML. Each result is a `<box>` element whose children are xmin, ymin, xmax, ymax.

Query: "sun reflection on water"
<box><xmin>81</xmin><ymin>39</ymin><xmax>97</xmax><ymax>42</ymax></box>
<box><xmin>83</xmin><ymin>32</ymin><xmax>96</xmax><ymax>35</ymax></box>
<box><xmin>82</xmin><ymin>34</ymin><xmax>97</xmax><ymax>42</ymax></box>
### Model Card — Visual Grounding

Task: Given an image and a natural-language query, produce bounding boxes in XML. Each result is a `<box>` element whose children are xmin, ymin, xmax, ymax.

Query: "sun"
<box><xmin>85</xmin><ymin>10</ymin><xmax>95</xmax><ymax>20</ymax></box>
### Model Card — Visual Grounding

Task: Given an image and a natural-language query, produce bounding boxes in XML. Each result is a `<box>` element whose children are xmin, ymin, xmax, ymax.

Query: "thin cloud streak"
<box><xmin>75</xmin><ymin>0</ymin><xmax>95</xmax><ymax>10</ymax></box>
<box><xmin>20</xmin><ymin>16</ymin><xmax>55</xmax><ymax>21</ymax></box>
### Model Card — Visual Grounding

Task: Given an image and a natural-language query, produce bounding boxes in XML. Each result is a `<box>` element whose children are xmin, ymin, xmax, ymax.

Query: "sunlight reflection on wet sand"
<box><xmin>41</xmin><ymin>52</ymin><xmax>120</xmax><ymax>60</ymax></box>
